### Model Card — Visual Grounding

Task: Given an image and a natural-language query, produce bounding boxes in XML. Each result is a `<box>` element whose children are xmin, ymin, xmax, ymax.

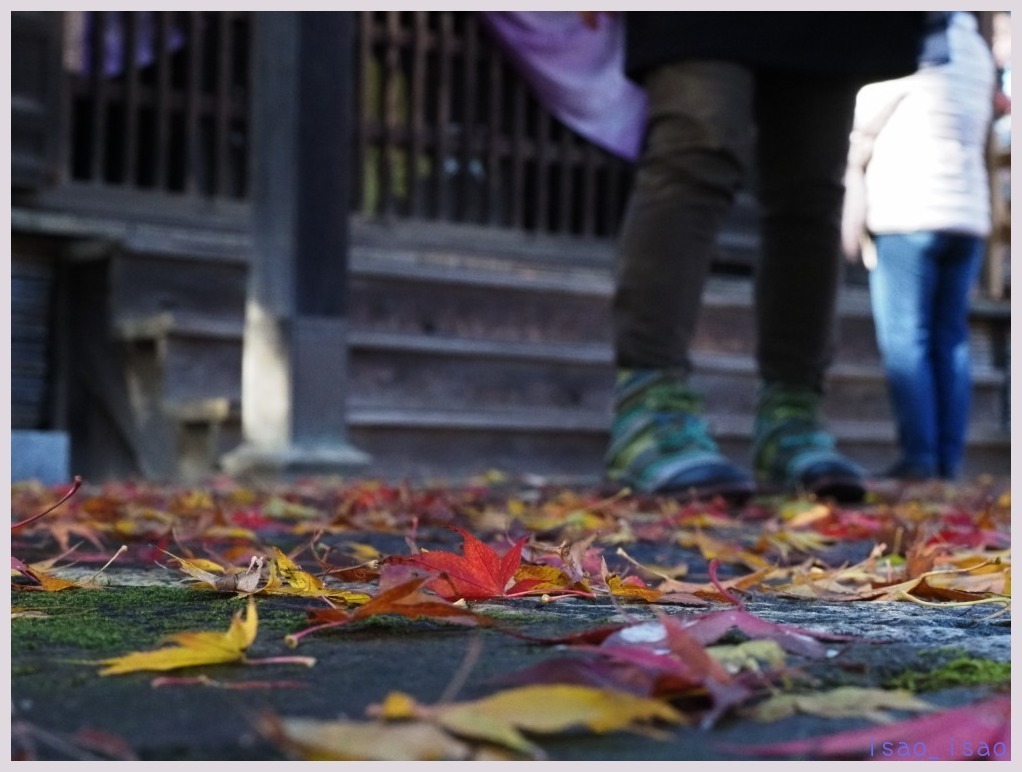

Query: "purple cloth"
<box><xmin>73</xmin><ymin>12</ymin><xmax>186</xmax><ymax>77</ymax></box>
<box><xmin>479</xmin><ymin>12</ymin><xmax>647</xmax><ymax>162</ymax></box>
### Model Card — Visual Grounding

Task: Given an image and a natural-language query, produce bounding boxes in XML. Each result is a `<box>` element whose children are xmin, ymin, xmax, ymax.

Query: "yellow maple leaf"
<box><xmin>263</xmin><ymin>547</ymin><xmax>371</xmax><ymax>604</ymax></box>
<box><xmin>166</xmin><ymin>547</ymin><xmax>369</xmax><ymax>604</ymax></box>
<box><xmin>747</xmin><ymin>686</ymin><xmax>934</xmax><ymax>724</ymax></box>
<box><xmin>606</xmin><ymin>574</ymin><xmax>662</xmax><ymax>603</ymax></box>
<box><xmin>373</xmin><ymin>685</ymin><xmax>685</xmax><ymax>757</ymax></box>
<box><xmin>98</xmin><ymin>598</ymin><xmax>259</xmax><ymax>675</ymax></box>
<box><xmin>266</xmin><ymin>716</ymin><xmax>471</xmax><ymax>761</ymax></box>
<box><xmin>707</xmin><ymin>639</ymin><xmax>787</xmax><ymax>675</ymax></box>
<box><xmin>269</xmin><ymin>547</ymin><xmax>324</xmax><ymax>592</ymax></box>
<box><xmin>676</xmin><ymin>530</ymin><xmax>772</xmax><ymax>570</ymax></box>
<box><xmin>11</xmin><ymin>563</ymin><xmax>83</xmax><ymax>592</ymax></box>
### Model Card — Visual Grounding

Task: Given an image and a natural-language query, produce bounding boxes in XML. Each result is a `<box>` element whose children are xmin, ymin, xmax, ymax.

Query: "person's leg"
<box><xmin>607</xmin><ymin>60</ymin><xmax>755</xmax><ymax>498</ymax></box>
<box><xmin>749</xmin><ymin>72</ymin><xmax>866</xmax><ymax>501</ymax></box>
<box><xmin>869</xmin><ymin>232</ymin><xmax>940</xmax><ymax>478</ymax></box>
<box><xmin>614</xmin><ymin>60</ymin><xmax>753</xmax><ymax>371</ymax></box>
<box><xmin>753</xmin><ymin>72</ymin><xmax>857</xmax><ymax>389</ymax></box>
<box><xmin>931</xmin><ymin>233</ymin><xmax>984</xmax><ymax>479</ymax></box>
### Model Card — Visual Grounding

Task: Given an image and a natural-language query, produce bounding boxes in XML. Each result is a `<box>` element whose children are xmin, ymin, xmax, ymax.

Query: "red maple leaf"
<box><xmin>388</xmin><ymin>527</ymin><xmax>527</xmax><ymax>600</ymax></box>
<box><xmin>719</xmin><ymin>695</ymin><xmax>1010</xmax><ymax>760</ymax></box>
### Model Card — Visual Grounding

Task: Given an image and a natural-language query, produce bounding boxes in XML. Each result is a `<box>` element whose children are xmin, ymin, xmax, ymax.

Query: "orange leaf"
<box><xmin>11</xmin><ymin>564</ymin><xmax>82</xmax><ymax>592</ymax></box>
<box><xmin>350</xmin><ymin>576</ymin><xmax>487</xmax><ymax>626</ymax></box>
<box><xmin>509</xmin><ymin>564</ymin><xmax>593</xmax><ymax>597</ymax></box>
<box><xmin>389</xmin><ymin>528</ymin><xmax>527</xmax><ymax>600</ymax></box>
<box><xmin>288</xmin><ymin>575</ymin><xmax>487</xmax><ymax>646</ymax></box>
<box><xmin>607</xmin><ymin>574</ymin><xmax>662</xmax><ymax>603</ymax></box>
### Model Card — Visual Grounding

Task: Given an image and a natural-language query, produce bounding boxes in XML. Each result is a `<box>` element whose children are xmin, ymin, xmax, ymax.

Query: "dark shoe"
<box><xmin>752</xmin><ymin>383</ymin><xmax>867</xmax><ymax>503</ymax></box>
<box><xmin>605</xmin><ymin>370</ymin><xmax>755</xmax><ymax>501</ymax></box>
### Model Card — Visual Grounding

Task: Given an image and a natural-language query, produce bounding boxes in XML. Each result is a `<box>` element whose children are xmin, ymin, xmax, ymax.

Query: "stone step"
<box><xmin>107</xmin><ymin>306</ymin><xmax>1006</xmax><ymax>431</ymax></box>
<box><xmin>165</xmin><ymin>398</ymin><xmax>243</xmax><ymax>483</ymax></box>
<box><xmin>104</xmin><ymin>230</ymin><xmax>249</xmax><ymax>323</ymax></box>
<box><xmin>113</xmin><ymin>312</ymin><xmax>244</xmax><ymax>405</ymax></box>
<box><xmin>104</xmin><ymin>303</ymin><xmax>1006</xmax><ymax>483</ymax></box>
<box><xmin>86</xmin><ymin>219</ymin><xmax>1008</xmax><ymax>484</ymax></box>
<box><xmin>344</xmin><ymin>406</ymin><xmax>1010</xmax><ymax>484</ymax></box>
<box><xmin>348</xmin><ymin>243</ymin><xmax>1008</xmax><ymax>371</ymax></box>
<box><xmin>347</xmin><ymin>331</ymin><xmax>1007</xmax><ymax>427</ymax></box>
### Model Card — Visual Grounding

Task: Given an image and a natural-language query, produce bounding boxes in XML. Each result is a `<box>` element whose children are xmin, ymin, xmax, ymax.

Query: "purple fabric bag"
<box><xmin>479</xmin><ymin>11</ymin><xmax>647</xmax><ymax>161</ymax></box>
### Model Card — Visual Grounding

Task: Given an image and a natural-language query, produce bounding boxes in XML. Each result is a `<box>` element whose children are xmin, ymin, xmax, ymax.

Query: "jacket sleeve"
<box><xmin>847</xmin><ymin>77</ymin><xmax>911</xmax><ymax>170</ymax></box>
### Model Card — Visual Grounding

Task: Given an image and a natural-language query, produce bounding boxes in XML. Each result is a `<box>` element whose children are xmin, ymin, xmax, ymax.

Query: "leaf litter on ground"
<box><xmin>9</xmin><ymin>474</ymin><xmax>1011</xmax><ymax>760</ymax></box>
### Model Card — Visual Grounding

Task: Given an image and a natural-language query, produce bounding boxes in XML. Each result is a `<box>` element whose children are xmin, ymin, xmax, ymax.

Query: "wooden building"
<box><xmin>10</xmin><ymin>11</ymin><xmax>1010</xmax><ymax>485</ymax></box>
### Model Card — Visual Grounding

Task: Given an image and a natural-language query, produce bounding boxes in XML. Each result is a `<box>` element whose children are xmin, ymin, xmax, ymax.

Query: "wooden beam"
<box><xmin>222</xmin><ymin>11</ymin><xmax>369</xmax><ymax>478</ymax></box>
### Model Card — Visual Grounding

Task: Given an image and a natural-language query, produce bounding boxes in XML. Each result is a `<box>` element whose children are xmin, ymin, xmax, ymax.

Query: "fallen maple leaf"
<box><xmin>267</xmin><ymin>546</ymin><xmax>324</xmax><ymax>592</ymax></box>
<box><xmin>721</xmin><ymin>695</ymin><xmax>1010</xmax><ymax>761</ymax></box>
<box><xmin>388</xmin><ymin>527</ymin><xmax>528</xmax><ymax>600</ymax></box>
<box><xmin>166</xmin><ymin>550</ymin><xmax>270</xmax><ymax>594</ymax></box>
<box><xmin>286</xmin><ymin>574</ymin><xmax>488</xmax><ymax>647</ymax></box>
<box><xmin>508</xmin><ymin>564</ymin><xmax>594</xmax><ymax>597</ymax></box>
<box><xmin>13</xmin><ymin>545</ymin><xmax>126</xmax><ymax>592</ymax></box>
<box><xmin>11</xmin><ymin>476</ymin><xmax>83</xmax><ymax>584</ymax></box>
<box><xmin>635</xmin><ymin>559</ymin><xmax>860</xmax><ymax>658</ymax></box>
<box><xmin>746</xmin><ymin>686</ymin><xmax>934</xmax><ymax>723</ymax></box>
<box><xmin>262</xmin><ymin>714</ymin><xmax>473</xmax><ymax>761</ymax></box>
<box><xmin>606</xmin><ymin>573</ymin><xmax>663</xmax><ymax>602</ymax></box>
<box><xmin>602</xmin><ymin>599</ymin><xmax>858</xmax><ymax>660</ymax></box>
<box><xmin>676</xmin><ymin>530</ymin><xmax>772</xmax><ymax>571</ymax></box>
<box><xmin>503</xmin><ymin>611</ymin><xmax>753</xmax><ymax>727</ymax></box>
<box><xmin>368</xmin><ymin>684</ymin><xmax>686</xmax><ymax>758</ymax></box>
<box><xmin>261</xmin><ymin>547</ymin><xmax>370</xmax><ymax>604</ymax></box>
<box><xmin>11</xmin><ymin>476</ymin><xmax>82</xmax><ymax>532</ymax></box>
<box><xmin>11</xmin><ymin>565</ymin><xmax>81</xmax><ymax>593</ymax></box>
<box><xmin>165</xmin><ymin>547</ymin><xmax>370</xmax><ymax>604</ymax></box>
<box><xmin>578</xmin><ymin>614</ymin><xmax>755</xmax><ymax>727</ymax></box>
<box><xmin>97</xmin><ymin>598</ymin><xmax>314</xmax><ymax>675</ymax></box>
<box><xmin>706</xmin><ymin>639</ymin><xmax>787</xmax><ymax>675</ymax></box>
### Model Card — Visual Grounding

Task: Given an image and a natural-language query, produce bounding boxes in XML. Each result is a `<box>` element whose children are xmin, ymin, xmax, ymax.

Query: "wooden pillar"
<box><xmin>222</xmin><ymin>11</ymin><xmax>369</xmax><ymax>478</ymax></box>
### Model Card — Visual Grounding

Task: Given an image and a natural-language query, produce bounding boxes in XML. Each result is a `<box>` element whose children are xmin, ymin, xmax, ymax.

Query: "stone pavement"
<box><xmin>9</xmin><ymin>479</ymin><xmax>1013</xmax><ymax>761</ymax></box>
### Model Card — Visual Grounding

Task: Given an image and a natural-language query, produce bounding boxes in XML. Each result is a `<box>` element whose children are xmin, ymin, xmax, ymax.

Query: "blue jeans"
<box><xmin>869</xmin><ymin>232</ymin><xmax>984</xmax><ymax>479</ymax></box>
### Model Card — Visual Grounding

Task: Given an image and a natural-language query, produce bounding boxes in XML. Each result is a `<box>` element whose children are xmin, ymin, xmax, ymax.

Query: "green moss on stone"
<box><xmin>886</xmin><ymin>656</ymin><xmax>1011</xmax><ymax>692</ymax></box>
<box><xmin>11</xmin><ymin>585</ymin><xmax>312</xmax><ymax>656</ymax></box>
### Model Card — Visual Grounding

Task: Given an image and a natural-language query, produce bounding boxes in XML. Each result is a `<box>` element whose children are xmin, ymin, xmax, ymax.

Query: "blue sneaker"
<box><xmin>605</xmin><ymin>370</ymin><xmax>755</xmax><ymax>501</ymax></box>
<box><xmin>752</xmin><ymin>383</ymin><xmax>867</xmax><ymax>502</ymax></box>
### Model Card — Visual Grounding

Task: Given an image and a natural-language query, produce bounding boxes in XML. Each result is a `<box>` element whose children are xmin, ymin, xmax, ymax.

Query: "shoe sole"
<box><xmin>756</xmin><ymin>474</ymin><xmax>866</xmax><ymax>504</ymax></box>
<box><xmin>602</xmin><ymin>475</ymin><xmax>756</xmax><ymax>505</ymax></box>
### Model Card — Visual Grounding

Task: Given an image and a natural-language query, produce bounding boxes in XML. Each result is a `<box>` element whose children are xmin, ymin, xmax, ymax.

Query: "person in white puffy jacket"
<box><xmin>843</xmin><ymin>11</ymin><xmax>996</xmax><ymax>481</ymax></box>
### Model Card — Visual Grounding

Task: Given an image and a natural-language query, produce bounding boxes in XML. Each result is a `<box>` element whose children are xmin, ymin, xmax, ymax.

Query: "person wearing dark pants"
<box><xmin>605</xmin><ymin>12</ymin><xmax>937</xmax><ymax>502</ymax></box>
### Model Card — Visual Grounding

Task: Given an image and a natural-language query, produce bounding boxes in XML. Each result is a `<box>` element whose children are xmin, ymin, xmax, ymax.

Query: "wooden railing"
<box><xmin>354</xmin><ymin>11</ymin><xmax>634</xmax><ymax>238</ymax></box>
<box><xmin>63</xmin><ymin>11</ymin><xmax>252</xmax><ymax>199</ymax></box>
<box><xmin>57</xmin><ymin>11</ymin><xmax>634</xmax><ymax>239</ymax></box>
<box><xmin>984</xmin><ymin>142</ymin><xmax>1011</xmax><ymax>301</ymax></box>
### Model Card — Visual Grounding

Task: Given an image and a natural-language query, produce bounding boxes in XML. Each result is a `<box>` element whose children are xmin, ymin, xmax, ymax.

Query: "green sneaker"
<box><xmin>752</xmin><ymin>383</ymin><xmax>866</xmax><ymax>502</ymax></box>
<box><xmin>605</xmin><ymin>370</ymin><xmax>755</xmax><ymax>500</ymax></box>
